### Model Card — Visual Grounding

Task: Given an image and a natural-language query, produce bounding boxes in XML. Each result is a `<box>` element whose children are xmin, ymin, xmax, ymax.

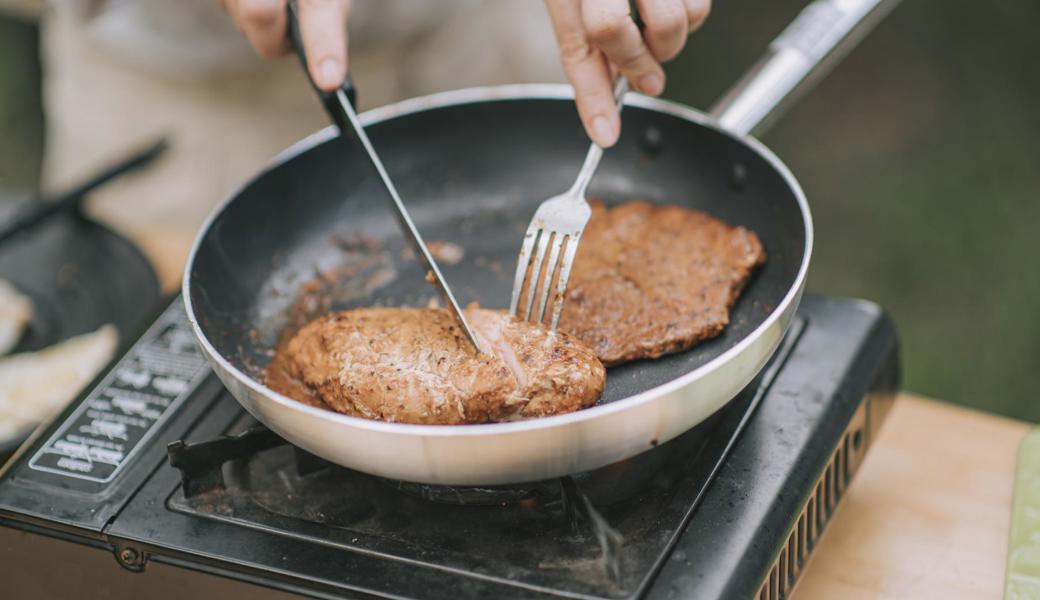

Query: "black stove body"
<box><xmin>0</xmin><ymin>294</ymin><xmax>898</xmax><ymax>600</ymax></box>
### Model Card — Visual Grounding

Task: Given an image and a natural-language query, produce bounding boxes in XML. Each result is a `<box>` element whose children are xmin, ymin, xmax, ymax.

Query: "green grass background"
<box><xmin>668</xmin><ymin>0</ymin><xmax>1040</xmax><ymax>421</ymax></box>
<box><xmin>1</xmin><ymin>1</ymin><xmax>1037</xmax><ymax>420</ymax></box>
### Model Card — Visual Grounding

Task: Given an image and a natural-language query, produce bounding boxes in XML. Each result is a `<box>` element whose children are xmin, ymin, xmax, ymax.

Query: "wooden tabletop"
<box><xmin>144</xmin><ymin>243</ymin><xmax>1026</xmax><ymax>599</ymax></box>
<box><xmin>795</xmin><ymin>394</ymin><xmax>1028</xmax><ymax>599</ymax></box>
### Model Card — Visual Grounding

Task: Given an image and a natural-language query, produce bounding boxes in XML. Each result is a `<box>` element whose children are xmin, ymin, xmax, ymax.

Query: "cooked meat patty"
<box><xmin>267</xmin><ymin>307</ymin><xmax>605</xmax><ymax>424</ymax></box>
<box><xmin>558</xmin><ymin>200</ymin><xmax>766</xmax><ymax>365</ymax></box>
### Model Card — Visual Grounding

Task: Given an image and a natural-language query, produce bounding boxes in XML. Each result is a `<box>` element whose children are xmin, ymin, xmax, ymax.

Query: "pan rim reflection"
<box><xmin>182</xmin><ymin>83</ymin><xmax>812</xmax><ymax>438</ymax></box>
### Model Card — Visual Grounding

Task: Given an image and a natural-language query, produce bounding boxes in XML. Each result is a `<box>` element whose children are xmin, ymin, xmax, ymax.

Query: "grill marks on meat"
<box><xmin>558</xmin><ymin>201</ymin><xmax>766</xmax><ymax>366</ymax></box>
<box><xmin>266</xmin><ymin>307</ymin><xmax>605</xmax><ymax>424</ymax></box>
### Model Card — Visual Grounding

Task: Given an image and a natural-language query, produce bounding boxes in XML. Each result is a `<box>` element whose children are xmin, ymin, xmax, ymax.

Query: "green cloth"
<box><xmin>1006</xmin><ymin>429</ymin><xmax>1040</xmax><ymax>599</ymax></box>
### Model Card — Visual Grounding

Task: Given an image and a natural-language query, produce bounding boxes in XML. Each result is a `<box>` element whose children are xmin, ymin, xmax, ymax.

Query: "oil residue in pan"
<box><xmin>239</xmin><ymin>230</ymin><xmax>484</xmax><ymax>381</ymax></box>
<box><xmin>236</xmin><ymin>231</ymin><xmax>397</xmax><ymax>379</ymax></box>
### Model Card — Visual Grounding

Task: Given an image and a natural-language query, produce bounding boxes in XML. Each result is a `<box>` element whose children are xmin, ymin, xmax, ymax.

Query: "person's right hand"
<box><xmin>220</xmin><ymin>0</ymin><xmax>351</xmax><ymax>91</ymax></box>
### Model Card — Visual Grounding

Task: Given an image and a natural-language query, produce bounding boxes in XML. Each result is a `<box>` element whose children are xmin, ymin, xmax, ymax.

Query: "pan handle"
<box><xmin>709</xmin><ymin>0</ymin><xmax>901</xmax><ymax>137</ymax></box>
<box><xmin>286</xmin><ymin>0</ymin><xmax>357</xmax><ymax>128</ymax></box>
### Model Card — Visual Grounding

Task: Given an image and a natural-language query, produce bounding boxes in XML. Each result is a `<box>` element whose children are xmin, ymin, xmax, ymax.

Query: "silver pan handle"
<box><xmin>709</xmin><ymin>0</ymin><xmax>901</xmax><ymax>137</ymax></box>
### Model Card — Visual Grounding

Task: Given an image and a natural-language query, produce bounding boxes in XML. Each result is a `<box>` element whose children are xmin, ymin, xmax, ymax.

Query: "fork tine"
<box><xmin>509</xmin><ymin>228</ymin><xmax>539</xmax><ymax>316</ymax></box>
<box><xmin>510</xmin><ymin>76</ymin><xmax>623</xmax><ymax>327</ymax></box>
<box><xmin>534</xmin><ymin>234</ymin><xmax>566</xmax><ymax>324</ymax></box>
<box><xmin>549</xmin><ymin>233</ymin><xmax>582</xmax><ymax>331</ymax></box>
<box><xmin>521</xmin><ymin>229</ymin><xmax>551</xmax><ymax>321</ymax></box>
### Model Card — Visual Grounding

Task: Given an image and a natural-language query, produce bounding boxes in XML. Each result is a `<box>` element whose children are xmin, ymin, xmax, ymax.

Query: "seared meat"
<box><xmin>558</xmin><ymin>201</ymin><xmax>766</xmax><ymax>365</ymax></box>
<box><xmin>267</xmin><ymin>307</ymin><xmax>605</xmax><ymax>424</ymax></box>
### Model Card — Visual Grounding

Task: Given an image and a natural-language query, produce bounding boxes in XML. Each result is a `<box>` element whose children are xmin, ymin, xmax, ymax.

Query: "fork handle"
<box><xmin>569</xmin><ymin>77</ymin><xmax>629</xmax><ymax>197</ymax></box>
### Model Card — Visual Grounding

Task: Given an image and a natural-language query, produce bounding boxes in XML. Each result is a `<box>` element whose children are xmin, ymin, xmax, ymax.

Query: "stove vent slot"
<box><xmin>756</xmin><ymin>397</ymin><xmax>874</xmax><ymax>600</ymax></box>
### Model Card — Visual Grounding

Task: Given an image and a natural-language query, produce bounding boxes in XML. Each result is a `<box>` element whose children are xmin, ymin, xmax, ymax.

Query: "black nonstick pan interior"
<box><xmin>188</xmin><ymin>94</ymin><xmax>807</xmax><ymax>405</ymax></box>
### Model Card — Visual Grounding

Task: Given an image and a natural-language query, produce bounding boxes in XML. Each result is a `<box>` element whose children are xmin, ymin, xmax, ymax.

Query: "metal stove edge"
<box><xmin>646</xmin><ymin>294</ymin><xmax>899</xmax><ymax>600</ymax></box>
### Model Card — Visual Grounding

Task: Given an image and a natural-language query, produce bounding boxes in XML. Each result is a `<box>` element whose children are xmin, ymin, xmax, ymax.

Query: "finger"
<box><xmin>636</xmin><ymin>0</ymin><xmax>687</xmax><ymax>62</ymax></box>
<box><xmin>228</xmin><ymin>0</ymin><xmax>289</xmax><ymax>59</ymax></box>
<box><xmin>545</xmin><ymin>0</ymin><xmax>620</xmax><ymax>147</ymax></box>
<box><xmin>298</xmin><ymin>0</ymin><xmax>351</xmax><ymax>91</ymax></box>
<box><xmin>684</xmin><ymin>0</ymin><xmax>711</xmax><ymax>32</ymax></box>
<box><xmin>581</xmin><ymin>0</ymin><xmax>665</xmax><ymax>97</ymax></box>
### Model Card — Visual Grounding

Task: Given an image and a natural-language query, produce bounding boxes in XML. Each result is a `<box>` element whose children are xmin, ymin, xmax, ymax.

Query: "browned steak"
<box><xmin>266</xmin><ymin>307</ymin><xmax>605</xmax><ymax>424</ymax></box>
<box><xmin>558</xmin><ymin>201</ymin><xmax>766</xmax><ymax>366</ymax></box>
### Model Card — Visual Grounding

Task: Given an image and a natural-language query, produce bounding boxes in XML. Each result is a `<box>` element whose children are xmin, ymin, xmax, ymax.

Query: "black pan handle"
<box><xmin>286</xmin><ymin>0</ymin><xmax>357</xmax><ymax>130</ymax></box>
<box><xmin>0</xmin><ymin>139</ymin><xmax>167</xmax><ymax>248</ymax></box>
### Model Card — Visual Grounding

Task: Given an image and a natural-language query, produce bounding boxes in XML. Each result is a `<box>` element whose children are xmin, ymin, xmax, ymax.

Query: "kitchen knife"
<box><xmin>285</xmin><ymin>0</ymin><xmax>484</xmax><ymax>353</ymax></box>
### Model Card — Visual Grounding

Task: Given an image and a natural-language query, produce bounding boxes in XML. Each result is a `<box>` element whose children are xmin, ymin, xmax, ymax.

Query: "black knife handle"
<box><xmin>286</xmin><ymin>0</ymin><xmax>357</xmax><ymax>130</ymax></box>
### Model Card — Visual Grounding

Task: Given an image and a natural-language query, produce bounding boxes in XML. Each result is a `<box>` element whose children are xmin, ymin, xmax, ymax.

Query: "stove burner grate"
<box><xmin>163</xmin><ymin>384</ymin><xmax>755</xmax><ymax>598</ymax></box>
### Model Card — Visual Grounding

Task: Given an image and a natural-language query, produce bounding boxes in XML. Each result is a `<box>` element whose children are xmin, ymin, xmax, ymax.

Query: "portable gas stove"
<box><xmin>0</xmin><ymin>293</ymin><xmax>897</xmax><ymax>599</ymax></box>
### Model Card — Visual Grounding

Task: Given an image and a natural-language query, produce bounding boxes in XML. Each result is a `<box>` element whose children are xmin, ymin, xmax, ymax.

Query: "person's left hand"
<box><xmin>544</xmin><ymin>0</ymin><xmax>711</xmax><ymax>147</ymax></box>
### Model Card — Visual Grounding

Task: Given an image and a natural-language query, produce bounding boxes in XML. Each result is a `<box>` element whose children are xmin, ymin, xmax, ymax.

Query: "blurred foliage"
<box><xmin>668</xmin><ymin>0</ymin><xmax>1040</xmax><ymax>420</ymax></box>
<box><xmin>0</xmin><ymin>2</ymin><xmax>1037</xmax><ymax>419</ymax></box>
<box><xmin>0</xmin><ymin>16</ymin><xmax>42</xmax><ymax>191</ymax></box>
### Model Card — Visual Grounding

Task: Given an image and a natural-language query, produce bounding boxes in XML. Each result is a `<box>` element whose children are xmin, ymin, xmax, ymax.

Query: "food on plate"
<box><xmin>0</xmin><ymin>325</ymin><xmax>118</xmax><ymax>441</ymax></box>
<box><xmin>0</xmin><ymin>279</ymin><xmax>33</xmax><ymax>355</ymax></box>
<box><xmin>266</xmin><ymin>307</ymin><xmax>605</xmax><ymax>424</ymax></box>
<box><xmin>558</xmin><ymin>200</ymin><xmax>766</xmax><ymax>365</ymax></box>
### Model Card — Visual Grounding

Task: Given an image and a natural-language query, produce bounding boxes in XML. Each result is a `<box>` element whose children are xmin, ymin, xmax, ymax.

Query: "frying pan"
<box><xmin>185</xmin><ymin>0</ymin><xmax>898</xmax><ymax>485</ymax></box>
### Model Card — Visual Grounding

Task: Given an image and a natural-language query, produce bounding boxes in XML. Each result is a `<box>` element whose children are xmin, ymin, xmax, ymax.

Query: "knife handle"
<box><xmin>286</xmin><ymin>0</ymin><xmax>357</xmax><ymax>131</ymax></box>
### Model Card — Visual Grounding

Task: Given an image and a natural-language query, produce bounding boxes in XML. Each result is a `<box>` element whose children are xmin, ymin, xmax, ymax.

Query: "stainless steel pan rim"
<box><xmin>182</xmin><ymin>83</ymin><xmax>812</xmax><ymax>439</ymax></box>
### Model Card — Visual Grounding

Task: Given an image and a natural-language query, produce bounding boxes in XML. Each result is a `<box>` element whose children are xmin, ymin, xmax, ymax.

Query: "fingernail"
<box><xmin>639</xmin><ymin>73</ymin><xmax>664</xmax><ymax>96</ymax></box>
<box><xmin>318</xmin><ymin>58</ymin><xmax>343</xmax><ymax>88</ymax></box>
<box><xmin>591</xmin><ymin>116</ymin><xmax>616</xmax><ymax>147</ymax></box>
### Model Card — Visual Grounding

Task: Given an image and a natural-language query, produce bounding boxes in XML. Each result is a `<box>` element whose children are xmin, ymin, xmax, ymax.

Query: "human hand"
<box><xmin>220</xmin><ymin>0</ymin><xmax>351</xmax><ymax>91</ymax></box>
<box><xmin>544</xmin><ymin>0</ymin><xmax>710</xmax><ymax>147</ymax></box>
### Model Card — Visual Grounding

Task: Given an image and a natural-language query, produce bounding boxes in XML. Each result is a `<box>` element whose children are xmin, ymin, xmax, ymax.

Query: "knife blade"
<box><xmin>329</xmin><ymin>90</ymin><xmax>485</xmax><ymax>353</ymax></box>
<box><xmin>285</xmin><ymin>0</ymin><xmax>484</xmax><ymax>353</ymax></box>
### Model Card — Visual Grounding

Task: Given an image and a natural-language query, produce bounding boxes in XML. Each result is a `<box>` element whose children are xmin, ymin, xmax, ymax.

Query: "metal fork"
<box><xmin>509</xmin><ymin>78</ymin><xmax>629</xmax><ymax>331</ymax></box>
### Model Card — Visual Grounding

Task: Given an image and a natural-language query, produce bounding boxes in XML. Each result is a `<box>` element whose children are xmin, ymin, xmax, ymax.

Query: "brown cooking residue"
<box><xmin>401</xmin><ymin>240</ymin><xmax>466</xmax><ymax>265</ymax></box>
<box><xmin>262</xmin><ymin>233</ymin><xmax>400</xmax><ymax>402</ymax></box>
<box><xmin>261</xmin><ymin>232</ymin><xmax>399</xmax><ymax>403</ymax></box>
<box><xmin>429</xmin><ymin>241</ymin><xmax>465</xmax><ymax>264</ymax></box>
<box><xmin>332</xmin><ymin>232</ymin><xmax>384</xmax><ymax>254</ymax></box>
<box><xmin>364</xmin><ymin>268</ymin><xmax>396</xmax><ymax>290</ymax></box>
<box><xmin>474</xmin><ymin>256</ymin><xmax>504</xmax><ymax>276</ymax></box>
<box><xmin>284</xmin><ymin>235</ymin><xmax>397</xmax><ymax>333</ymax></box>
